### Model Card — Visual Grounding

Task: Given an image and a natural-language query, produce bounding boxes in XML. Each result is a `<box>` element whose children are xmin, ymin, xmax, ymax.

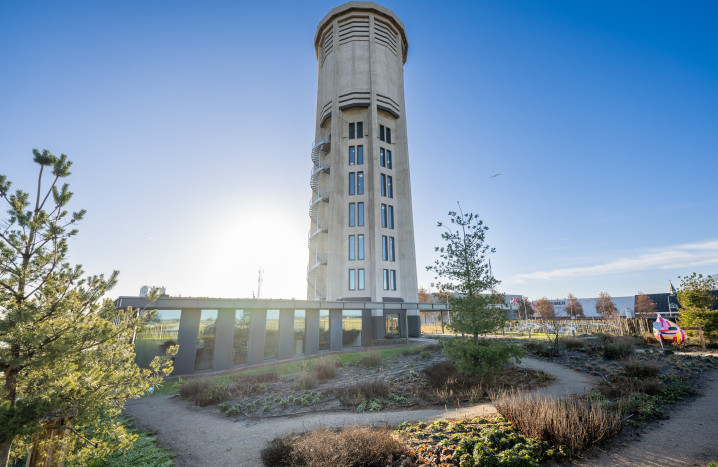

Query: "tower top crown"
<box><xmin>314</xmin><ymin>1</ymin><xmax>408</xmax><ymax>64</ymax></box>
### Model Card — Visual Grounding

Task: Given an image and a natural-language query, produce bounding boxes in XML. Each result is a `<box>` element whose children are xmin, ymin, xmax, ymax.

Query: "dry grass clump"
<box><xmin>296</xmin><ymin>372</ymin><xmax>318</xmax><ymax>390</ymax></box>
<box><xmin>309</xmin><ymin>357</ymin><xmax>341</xmax><ymax>380</ymax></box>
<box><xmin>524</xmin><ymin>340</ymin><xmax>556</xmax><ymax>357</ymax></box>
<box><xmin>561</xmin><ymin>337</ymin><xmax>587</xmax><ymax>351</ymax></box>
<box><xmin>601</xmin><ymin>341</ymin><xmax>635</xmax><ymax>360</ymax></box>
<box><xmin>423</xmin><ymin>361</ymin><xmax>478</xmax><ymax>390</ymax></box>
<box><xmin>360</xmin><ymin>351</ymin><xmax>382</xmax><ymax>367</ymax></box>
<box><xmin>261</xmin><ymin>426</ymin><xmax>404</xmax><ymax>467</ymax></box>
<box><xmin>493</xmin><ymin>391</ymin><xmax>622</xmax><ymax>453</ymax></box>
<box><xmin>178</xmin><ymin>378</ymin><xmax>211</xmax><ymax>400</ymax></box>
<box><xmin>336</xmin><ymin>379</ymin><xmax>389</xmax><ymax>405</ymax></box>
<box><xmin>178</xmin><ymin>378</ymin><xmax>231</xmax><ymax>407</ymax></box>
<box><xmin>232</xmin><ymin>371</ymin><xmax>278</xmax><ymax>397</ymax></box>
<box><xmin>598</xmin><ymin>375</ymin><xmax>665</xmax><ymax>399</ymax></box>
<box><xmin>623</xmin><ymin>359</ymin><xmax>660</xmax><ymax>378</ymax></box>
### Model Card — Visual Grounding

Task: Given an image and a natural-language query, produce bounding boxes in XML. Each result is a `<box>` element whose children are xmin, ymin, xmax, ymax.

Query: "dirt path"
<box><xmin>570</xmin><ymin>368</ymin><xmax>718</xmax><ymax>467</ymax></box>
<box><xmin>123</xmin><ymin>357</ymin><xmax>592</xmax><ymax>467</ymax></box>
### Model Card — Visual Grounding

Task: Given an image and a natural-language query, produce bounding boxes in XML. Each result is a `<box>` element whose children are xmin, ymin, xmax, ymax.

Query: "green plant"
<box><xmin>356</xmin><ymin>399</ymin><xmax>382</xmax><ymax>413</ymax></box>
<box><xmin>336</xmin><ymin>380</ymin><xmax>389</xmax><ymax>406</ymax></box>
<box><xmin>442</xmin><ymin>337</ymin><xmax>526</xmax><ymax>380</ymax></box>
<box><xmin>246</xmin><ymin>401</ymin><xmax>257</xmax><ymax>414</ymax></box>
<box><xmin>420</xmin><ymin>350</ymin><xmax>432</xmax><ymax>359</ymax></box>
<box><xmin>89</xmin><ymin>420</ymin><xmax>173</xmax><ymax>467</ymax></box>
<box><xmin>387</xmin><ymin>393</ymin><xmax>407</xmax><ymax>404</ymax></box>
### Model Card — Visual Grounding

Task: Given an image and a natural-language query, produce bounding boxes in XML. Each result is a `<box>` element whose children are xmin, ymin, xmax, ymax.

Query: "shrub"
<box><xmin>310</xmin><ymin>358</ymin><xmax>341</xmax><ymax>380</ymax></box>
<box><xmin>420</xmin><ymin>350</ymin><xmax>432</xmax><ymax>359</ymax></box>
<box><xmin>601</xmin><ymin>341</ymin><xmax>635</xmax><ymax>360</ymax></box>
<box><xmin>442</xmin><ymin>338</ymin><xmax>526</xmax><ymax>380</ymax></box>
<box><xmin>178</xmin><ymin>378</ymin><xmax>211</xmax><ymax>400</ymax></box>
<box><xmin>598</xmin><ymin>376</ymin><xmax>665</xmax><ymax>399</ymax></box>
<box><xmin>679</xmin><ymin>308</ymin><xmax>718</xmax><ymax>343</ymax></box>
<box><xmin>360</xmin><ymin>352</ymin><xmax>382</xmax><ymax>367</ymax></box>
<box><xmin>493</xmin><ymin>391</ymin><xmax>622</xmax><ymax>454</ymax></box>
<box><xmin>194</xmin><ymin>383</ymin><xmax>231</xmax><ymax>407</ymax></box>
<box><xmin>336</xmin><ymin>379</ymin><xmax>389</xmax><ymax>406</ymax></box>
<box><xmin>260</xmin><ymin>434</ymin><xmax>297</xmax><ymax>466</ymax></box>
<box><xmin>423</xmin><ymin>361</ymin><xmax>477</xmax><ymax>391</ymax></box>
<box><xmin>623</xmin><ymin>359</ymin><xmax>660</xmax><ymax>378</ymax></box>
<box><xmin>296</xmin><ymin>372</ymin><xmax>317</xmax><ymax>390</ymax></box>
<box><xmin>232</xmin><ymin>371</ymin><xmax>278</xmax><ymax>397</ymax></box>
<box><xmin>561</xmin><ymin>337</ymin><xmax>587</xmax><ymax>351</ymax></box>
<box><xmin>288</xmin><ymin>426</ymin><xmax>404</xmax><ymax>467</ymax></box>
<box><xmin>524</xmin><ymin>340</ymin><xmax>556</xmax><ymax>357</ymax></box>
<box><xmin>401</xmin><ymin>347</ymin><xmax>423</xmax><ymax>356</ymax></box>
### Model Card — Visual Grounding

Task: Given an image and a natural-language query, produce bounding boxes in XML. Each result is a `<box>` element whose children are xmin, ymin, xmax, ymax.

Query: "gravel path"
<box><xmin>570</xmin><ymin>368</ymin><xmax>718</xmax><ymax>467</ymax></box>
<box><xmin>123</xmin><ymin>357</ymin><xmax>593</xmax><ymax>467</ymax></box>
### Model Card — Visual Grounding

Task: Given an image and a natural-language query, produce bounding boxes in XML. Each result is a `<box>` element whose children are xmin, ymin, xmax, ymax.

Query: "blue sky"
<box><xmin>1</xmin><ymin>0</ymin><xmax>717</xmax><ymax>301</ymax></box>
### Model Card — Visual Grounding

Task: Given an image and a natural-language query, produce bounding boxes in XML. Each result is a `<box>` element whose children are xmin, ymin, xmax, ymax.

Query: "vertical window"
<box><xmin>380</xmin><ymin>174</ymin><xmax>386</xmax><ymax>196</ymax></box>
<box><xmin>390</xmin><ymin>270</ymin><xmax>397</xmax><ymax>290</ymax></box>
<box><xmin>349</xmin><ymin>203</ymin><xmax>356</xmax><ymax>227</ymax></box>
<box><xmin>358</xmin><ymin>269</ymin><xmax>365</xmax><ymax>290</ymax></box>
<box><xmin>357</xmin><ymin>172</ymin><xmax>364</xmax><ymax>194</ymax></box>
<box><xmin>386</xmin><ymin>127</ymin><xmax>392</xmax><ymax>144</ymax></box>
<box><xmin>388</xmin><ymin>205</ymin><xmax>394</xmax><ymax>229</ymax></box>
<box><xmin>349</xmin><ymin>235</ymin><xmax>356</xmax><ymax>260</ymax></box>
<box><xmin>380</xmin><ymin>125</ymin><xmax>385</xmax><ymax>142</ymax></box>
<box><xmin>386</xmin><ymin>150</ymin><xmax>392</xmax><ymax>169</ymax></box>
<box><xmin>349</xmin><ymin>146</ymin><xmax>355</xmax><ymax>165</ymax></box>
<box><xmin>383</xmin><ymin>269</ymin><xmax>389</xmax><ymax>290</ymax></box>
<box><xmin>357</xmin><ymin>145</ymin><xmax>363</xmax><ymax>165</ymax></box>
<box><xmin>349</xmin><ymin>172</ymin><xmax>355</xmax><ymax>195</ymax></box>
<box><xmin>382</xmin><ymin>235</ymin><xmax>388</xmax><ymax>260</ymax></box>
<box><xmin>349</xmin><ymin>122</ymin><xmax>355</xmax><ymax>139</ymax></box>
<box><xmin>349</xmin><ymin>269</ymin><xmax>356</xmax><ymax>290</ymax></box>
<box><xmin>387</xmin><ymin>176</ymin><xmax>393</xmax><ymax>198</ymax></box>
<box><xmin>357</xmin><ymin>202</ymin><xmax>364</xmax><ymax>226</ymax></box>
<box><xmin>358</xmin><ymin>235</ymin><xmax>364</xmax><ymax>260</ymax></box>
<box><xmin>381</xmin><ymin>204</ymin><xmax>387</xmax><ymax>228</ymax></box>
<box><xmin>357</xmin><ymin>122</ymin><xmax>363</xmax><ymax>138</ymax></box>
<box><xmin>389</xmin><ymin>237</ymin><xmax>395</xmax><ymax>261</ymax></box>
<box><xmin>380</xmin><ymin>148</ymin><xmax>385</xmax><ymax>167</ymax></box>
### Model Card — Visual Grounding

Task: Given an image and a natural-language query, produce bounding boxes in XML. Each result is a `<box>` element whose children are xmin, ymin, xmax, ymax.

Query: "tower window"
<box><xmin>386</xmin><ymin>127</ymin><xmax>392</xmax><ymax>144</ymax></box>
<box><xmin>349</xmin><ymin>269</ymin><xmax>356</xmax><ymax>290</ymax></box>
<box><xmin>388</xmin><ymin>205</ymin><xmax>394</xmax><ymax>229</ymax></box>
<box><xmin>349</xmin><ymin>122</ymin><xmax>355</xmax><ymax>139</ymax></box>
<box><xmin>357</xmin><ymin>145</ymin><xmax>363</xmax><ymax>165</ymax></box>
<box><xmin>386</xmin><ymin>150</ymin><xmax>392</xmax><ymax>169</ymax></box>
<box><xmin>383</xmin><ymin>269</ymin><xmax>389</xmax><ymax>290</ymax></box>
<box><xmin>390</xmin><ymin>270</ymin><xmax>397</xmax><ymax>290</ymax></box>
<box><xmin>381</xmin><ymin>174</ymin><xmax>386</xmax><ymax>197</ymax></box>
<box><xmin>349</xmin><ymin>203</ymin><xmax>356</xmax><ymax>227</ymax></box>
<box><xmin>358</xmin><ymin>269</ymin><xmax>365</xmax><ymax>290</ymax></box>
<box><xmin>349</xmin><ymin>147</ymin><xmax>355</xmax><ymax>165</ymax></box>
<box><xmin>380</xmin><ymin>125</ymin><xmax>385</xmax><ymax>142</ymax></box>
<box><xmin>389</xmin><ymin>236</ymin><xmax>395</xmax><ymax>261</ymax></box>
<box><xmin>349</xmin><ymin>173</ymin><xmax>355</xmax><ymax>195</ymax></box>
<box><xmin>382</xmin><ymin>235</ymin><xmax>388</xmax><ymax>261</ymax></box>
<box><xmin>387</xmin><ymin>176</ymin><xmax>393</xmax><ymax>198</ymax></box>
<box><xmin>358</xmin><ymin>235</ymin><xmax>364</xmax><ymax>260</ymax></box>
<box><xmin>380</xmin><ymin>148</ymin><xmax>385</xmax><ymax>167</ymax></box>
<box><xmin>357</xmin><ymin>122</ymin><xmax>363</xmax><ymax>138</ymax></box>
<box><xmin>381</xmin><ymin>204</ymin><xmax>387</xmax><ymax>228</ymax></box>
<box><xmin>349</xmin><ymin>235</ymin><xmax>356</xmax><ymax>260</ymax></box>
<box><xmin>357</xmin><ymin>172</ymin><xmax>364</xmax><ymax>194</ymax></box>
<box><xmin>357</xmin><ymin>202</ymin><xmax>364</xmax><ymax>226</ymax></box>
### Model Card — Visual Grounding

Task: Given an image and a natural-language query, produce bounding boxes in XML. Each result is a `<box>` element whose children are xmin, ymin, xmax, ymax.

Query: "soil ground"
<box><xmin>123</xmin><ymin>357</ymin><xmax>591</xmax><ymax>467</ymax></box>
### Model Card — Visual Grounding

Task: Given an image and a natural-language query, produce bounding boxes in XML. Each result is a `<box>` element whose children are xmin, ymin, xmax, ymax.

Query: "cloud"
<box><xmin>513</xmin><ymin>240</ymin><xmax>718</xmax><ymax>283</ymax></box>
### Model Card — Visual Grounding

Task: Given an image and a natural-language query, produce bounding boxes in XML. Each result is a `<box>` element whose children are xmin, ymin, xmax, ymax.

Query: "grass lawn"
<box><xmin>151</xmin><ymin>345</ymin><xmax>424</xmax><ymax>396</ymax></box>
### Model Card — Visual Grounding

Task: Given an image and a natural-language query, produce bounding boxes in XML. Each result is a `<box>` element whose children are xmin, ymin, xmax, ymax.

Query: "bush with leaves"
<box><xmin>442</xmin><ymin>338</ymin><xmax>526</xmax><ymax>380</ymax></box>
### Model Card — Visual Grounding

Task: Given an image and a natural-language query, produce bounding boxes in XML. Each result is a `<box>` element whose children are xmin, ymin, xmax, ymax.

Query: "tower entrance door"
<box><xmin>385</xmin><ymin>313</ymin><xmax>400</xmax><ymax>338</ymax></box>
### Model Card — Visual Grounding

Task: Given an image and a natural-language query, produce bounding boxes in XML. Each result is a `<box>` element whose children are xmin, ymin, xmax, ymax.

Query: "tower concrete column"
<box><xmin>174</xmin><ymin>308</ymin><xmax>201</xmax><ymax>375</ymax></box>
<box><xmin>329</xmin><ymin>308</ymin><xmax>343</xmax><ymax>351</ymax></box>
<box><xmin>305</xmin><ymin>309</ymin><xmax>320</xmax><ymax>355</ymax></box>
<box><xmin>247</xmin><ymin>309</ymin><xmax>267</xmax><ymax>365</ymax></box>
<box><xmin>278</xmin><ymin>309</ymin><xmax>295</xmax><ymax>360</ymax></box>
<box><xmin>212</xmin><ymin>308</ymin><xmax>236</xmax><ymax>370</ymax></box>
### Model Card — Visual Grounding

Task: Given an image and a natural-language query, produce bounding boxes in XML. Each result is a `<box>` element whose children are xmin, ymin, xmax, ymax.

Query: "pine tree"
<box><xmin>0</xmin><ymin>151</ymin><xmax>175</xmax><ymax>466</ymax></box>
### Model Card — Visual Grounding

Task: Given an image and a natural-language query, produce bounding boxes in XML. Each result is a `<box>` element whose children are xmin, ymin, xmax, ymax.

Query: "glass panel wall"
<box><xmin>342</xmin><ymin>310</ymin><xmax>362</xmax><ymax>347</ymax></box>
<box><xmin>294</xmin><ymin>310</ymin><xmax>306</xmax><ymax>356</ymax></box>
<box><xmin>385</xmin><ymin>312</ymin><xmax>400</xmax><ymax>338</ymax></box>
<box><xmin>135</xmin><ymin>309</ymin><xmax>181</xmax><ymax>368</ymax></box>
<box><xmin>265</xmin><ymin>310</ymin><xmax>280</xmax><ymax>360</ymax></box>
<box><xmin>319</xmin><ymin>310</ymin><xmax>330</xmax><ymax>351</ymax></box>
<box><xmin>195</xmin><ymin>309</ymin><xmax>218</xmax><ymax>371</ymax></box>
<box><xmin>233</xmin><ymin>310</ymin><xmax>250</xmax><ymax>365</ymax></box>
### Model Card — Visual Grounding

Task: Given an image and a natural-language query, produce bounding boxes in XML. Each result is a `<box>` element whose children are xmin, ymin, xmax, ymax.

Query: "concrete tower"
<box><xmin>307</xmin><ymin>2</ymin><xmax>419</xmax><ymax>314</ymax></box>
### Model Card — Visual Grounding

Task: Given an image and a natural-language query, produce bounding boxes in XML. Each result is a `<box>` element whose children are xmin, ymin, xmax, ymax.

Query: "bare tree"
<box><xmin>596</xmin><ymin>292</ymin><xmax>619</xmax><ymax>319</ymax></box>
<box><xmin>565</xmin><ymin>293</ymin><xmax>585</xmax><ymax>318</ymax></box>
<box><xmin>534</xmin><ymin>298</ymin><xmax>555</xmax><ymax>319</ymax></box>
<box><xmin>634</xmin><ymin>292</ymin><xmax>657</xmax><ymax>318</ymax></box>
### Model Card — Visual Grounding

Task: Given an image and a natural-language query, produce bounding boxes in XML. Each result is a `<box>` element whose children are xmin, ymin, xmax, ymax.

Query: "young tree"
<box><xmin>534</xmin><ymin>298</ymin><xmax>555</xmax><ymax>319</ymax></box>
<box><xmin>634</xmin><ymin>292</ymin><xmax>658</xmax><ymax>318</ymax></box>
<box><xmin>516</xmin><ymin>296</ymin><xmax>534</xmax><ymax>319</ymax></box>
<box><xmin>676</xmin><ymin>273</ymin><xmax>718</xmax><ymax>343</ymax></box>
<box><xmin>0</xmin><ymin>151</ymin><xmax>175</xmax><ymax>466</ymax></box>
<box><xmin>565</xmin><ymin>294</ymin><xmax>584</xmax><ymax>319</ymax></box>
<box><xmin>595</xmin><ymin>292</ymin><xmax>618</xmax><ymax>319</ymax></box>
<box><xmin>418</xmin><ymin>286</ymin><xmax>432</xmax><ymax>303</ymax></box>
<box><xmin>427</xmin><ymin>207</ymin><xmax>523</xmax><ymax>379</ymax></box>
